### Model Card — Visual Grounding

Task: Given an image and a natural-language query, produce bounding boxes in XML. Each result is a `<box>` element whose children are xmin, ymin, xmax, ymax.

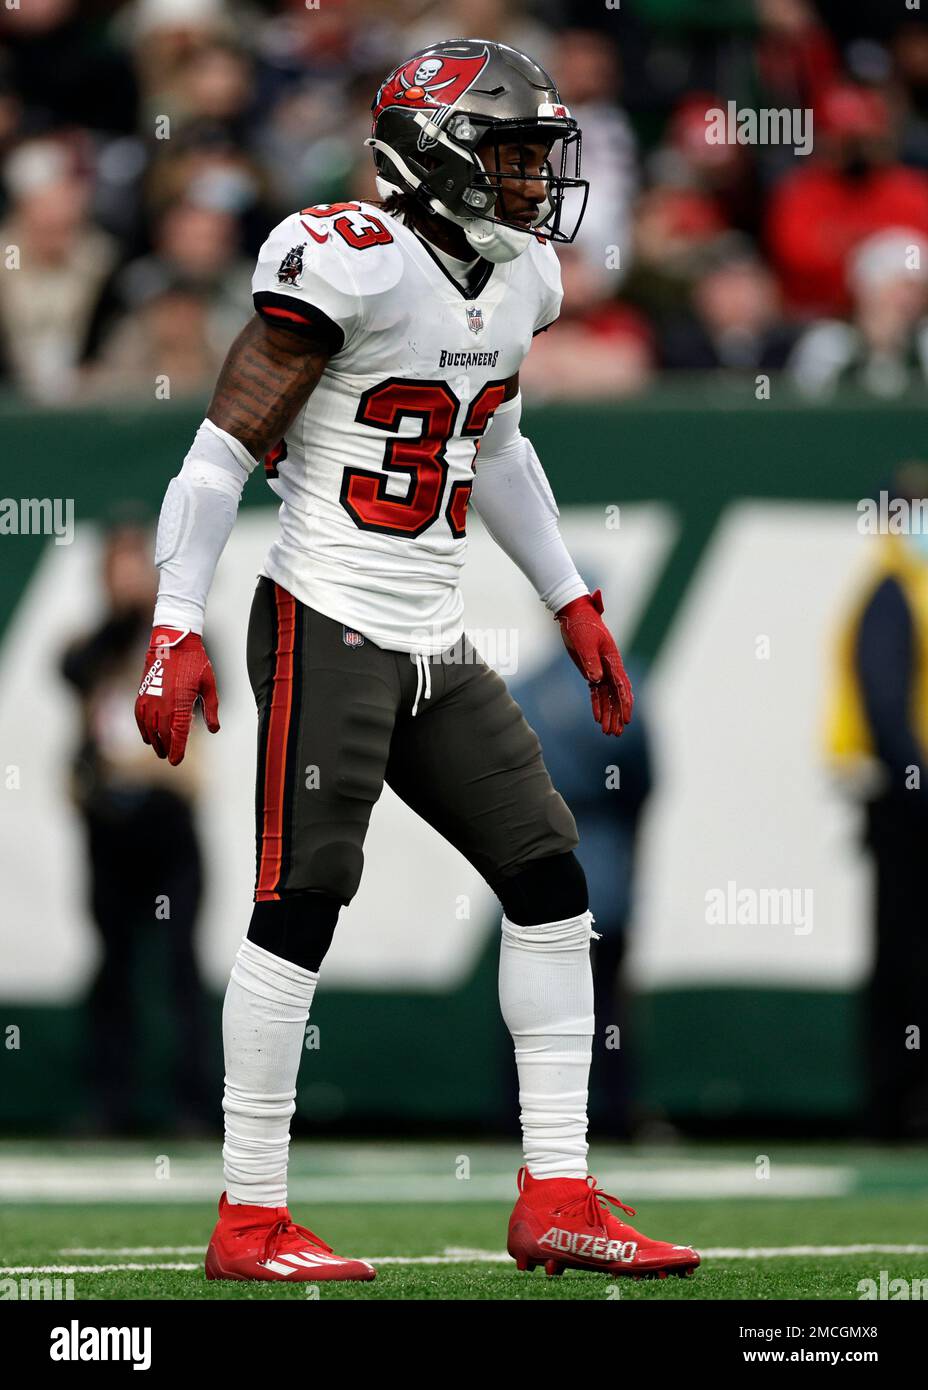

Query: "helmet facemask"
<box><xmin>452</xmin><ymin>115</ymin><xmax>588</xmax><ymax>246</ymax></box>
<box><xmin>368</xmin><ymin>111</ymin><xmax>588</xmax><ymax>261</ymax></box>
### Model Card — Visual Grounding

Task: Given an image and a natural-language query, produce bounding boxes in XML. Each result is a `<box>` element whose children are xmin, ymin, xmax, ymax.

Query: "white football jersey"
<box><xmin>251</xmin><ymin>200</ymin><xmax>562</xmax><ymax>654</ymax></box>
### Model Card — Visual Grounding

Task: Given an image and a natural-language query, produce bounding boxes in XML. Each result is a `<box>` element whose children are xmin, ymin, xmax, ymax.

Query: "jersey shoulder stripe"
<box><xmin>253</xmin><ymin>290</ymin><xmax>346</xmax><ymax>353</ymax></box>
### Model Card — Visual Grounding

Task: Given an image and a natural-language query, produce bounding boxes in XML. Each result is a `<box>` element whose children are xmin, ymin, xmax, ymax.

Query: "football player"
<box><xmin>135</xmin><ymin>38</ymin><xmax>699</xmax><ymax>1283</ymax></box>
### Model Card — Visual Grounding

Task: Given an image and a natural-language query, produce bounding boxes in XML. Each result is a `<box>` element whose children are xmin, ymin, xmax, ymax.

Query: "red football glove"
<box><xmin>556</xmin><ymin>589</ymin><xmax>634</xmax><ymax>736</ymax></box>
<box><xmin>135</xmin><ymin>626</ymin><xmax>220</xmax><ymax>766</ymax></box>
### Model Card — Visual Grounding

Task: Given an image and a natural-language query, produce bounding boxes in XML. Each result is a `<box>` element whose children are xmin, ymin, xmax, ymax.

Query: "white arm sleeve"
<box><xmin>470</xmin><ymin>394</ymin><xmax>588</xmax><ymax>614</ymax></box>
<box><xmin>152</xmin><ymin>419</ymin><xmax>258</xmax><ymax>634</ymax></box>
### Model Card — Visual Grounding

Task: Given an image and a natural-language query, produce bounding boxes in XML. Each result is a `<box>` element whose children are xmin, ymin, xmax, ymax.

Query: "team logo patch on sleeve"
<box><xmin>276</xmin><ymin>244</ymin><xmax>306</xmax><ymax>286</ymax></box>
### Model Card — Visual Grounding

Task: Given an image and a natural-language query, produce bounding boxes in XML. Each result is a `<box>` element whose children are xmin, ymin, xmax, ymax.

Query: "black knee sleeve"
<box><xmin>247</xmin><ymin>890</ymin><xmax>341</xmax><ymax>972</ymax></box>
<box><xmin>493</xmin><ymin>850</ymin><xmax>589</xmax><ymax>926</ymax></box>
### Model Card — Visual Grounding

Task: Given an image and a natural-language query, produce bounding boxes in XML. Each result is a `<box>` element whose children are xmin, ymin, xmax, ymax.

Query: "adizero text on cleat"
<box><xmin>507</xmin><ymin>1167</ymin><xmax>700</xmax><ymax>1278</ymax></box>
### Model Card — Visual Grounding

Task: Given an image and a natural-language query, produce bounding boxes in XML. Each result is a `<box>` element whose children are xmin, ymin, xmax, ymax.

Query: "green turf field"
<box><xmin>1</xmin><ymin>1140</ymin><xmax>926</xmax><ymax>1300</ymax></box>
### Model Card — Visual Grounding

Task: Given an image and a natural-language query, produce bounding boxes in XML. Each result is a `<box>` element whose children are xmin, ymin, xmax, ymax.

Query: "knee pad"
<box><xmin>302</xmin><ymin>839</ymin><xmax>364</xmax><ymax>905</ymax></box>
<box><xmin>247</xmin><ymin>890</ymin><xmax>341</xmax><ymax>972</ymax></box>
<box><xmin>493</xmin><ymin>851</ymin><xmax>589</xmax><ymax>926</ymax></box>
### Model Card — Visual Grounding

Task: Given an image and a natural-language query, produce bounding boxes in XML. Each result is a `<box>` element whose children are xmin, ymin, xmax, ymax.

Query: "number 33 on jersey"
<box><xmin>251</xmin><ymin>200</ymin><xmax>562</xmax><ymax>654</ymax></box>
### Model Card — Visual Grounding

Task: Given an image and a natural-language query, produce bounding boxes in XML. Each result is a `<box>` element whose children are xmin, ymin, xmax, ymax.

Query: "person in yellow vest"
<box><xmin>825</xmin><ymin>463</ymin><xmax>928</xmax><ymax>1139</ymax></box>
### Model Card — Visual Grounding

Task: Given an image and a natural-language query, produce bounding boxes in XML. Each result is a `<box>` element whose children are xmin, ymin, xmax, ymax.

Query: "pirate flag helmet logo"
<box><xmin>372</xmin><ymin>49</ymin><xmax>490</xmax><ymax>123</ymax></box>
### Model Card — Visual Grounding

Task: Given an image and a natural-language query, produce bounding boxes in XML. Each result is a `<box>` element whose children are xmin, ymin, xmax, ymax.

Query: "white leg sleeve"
<box><xmin>221</xmin><ymin>938</ymin><xmax>318</xmax><ymax>1207</ymax></box>
<box><xmin>498</xmin><ymin>910</ymin><xmax>598</xmax><ymax>1180</ymax></box>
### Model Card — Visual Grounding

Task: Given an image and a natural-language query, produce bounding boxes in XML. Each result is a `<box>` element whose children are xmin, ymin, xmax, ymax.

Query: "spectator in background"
<box><xmin>88</xmin><ymin>195</ymin><xmax>253</xmax><ymax>365</ymax></box>
<box><xmin>60</xmin><ymin>517</ymin><xmax>212</xmax><ymax>1134</ymax></box>
<box><xmin>766</xmin><ymin>82</ymin><xmax>928</xmax><ymax>317</ymax></box>
<box><xmin>170</xmin><ymin>38</ymin><xmax>254</xmax><ymax>141</ymax></box>
<box><xmin>143</xmin><ymin>123</ymin><xmax>272</xmax><ymax>259</ymax></box>
<box><xmin>631</xmin><ymin>5</ymin><xmax>836</xmax><ymax>240</ymax></box>
<box><xmin>109</xmin><ymin>0</ymin><xmax>276</xmax><ymax>252</ymax></box>
<box><xmin>660</xmin><ymin>232</ymin><xmax>797</xmax><ymax>371</ymax></box>
<box><xmin>753</xmin><ymin>0</ymin><xmax>840</xmax><ymax>120</ymax></box>
<box><xmin>94</xmin><ymin>19</ymin><xmax>260</xmax><ymax>256</ymax></box>
<box><xmin>85</xmin><ymin>283</ymin><xmax>225</xmax><ymax>400</ymax></box>
<box><xmin>788</xmin><ymin>228</ymin><xmax>928</xmax><ymax>397</ymax></box>
<box><xmin>892</xmin><ymin>22</ymin><xmax>928</xmax><ymax>173</ymax></box>
<box><xmin>5</xmin><ymin>0</ymin><xmax>928</xmax><ymax>411</ymax></box>
<box><xmin>622</xmin><ymin>185</ymin><xmax>729</xmax><ymax>326</ymax></box>
<box><xmin>0</xmin><ymin>0</ymin><xmax>138</xmax><ymax>137</ymax></box>
<box><xmin>0</xmin><ymin>57</ymin><xmax>23</xmax><ymax>167</ymax></box>
<box><xmin>518</xmin><ymin>246</ymin><xmax>654</xmax><ymax>400</ymax></box>
<box><xmin>513</xmin><ymin>645</ymin><xmax>653</xmax><ymax>1139</ymax></box>
<box><xmin>555</xmin><ymin>30</ymin><xmax>637</xmax><ymax>290</ymax></box>
<box><xmin>118</xmin><ymin>0</ymin><xmax>238</xmax><ymax>133</ymax></box>
<box><xmin>252</xmin><ymin>68</ymin><xmax>378</xmax><ymax>213</ymax></box>
<box><xmin>651</xmin><ymin>93</ymin><xmax>762</xmax><ymax>240</ymax></box>
<box><xmin>404</xmin><ymin>0</ymin><xmax>553</xmax><ymax>74</ymax></box>
<box><xmin>824</xmin><ymin>464</ymin><xmax>928</xmax><ymax>1140</ymax></box>
<box><xmin>0</xmin><ymin>138</ymin><xmax>118</xmax><ymax>400</ymax></box>
<box><xmin>253</xmin><ymin>0</ymin><xmax>394</xmax><ymax>80</ymax></box>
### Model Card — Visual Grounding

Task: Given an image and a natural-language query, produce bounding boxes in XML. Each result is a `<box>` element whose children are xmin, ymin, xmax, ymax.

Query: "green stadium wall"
<box><xmin>0</xmin><ymin>380</ymin><xmax>922</xmax><ymax>1133</ymax></box>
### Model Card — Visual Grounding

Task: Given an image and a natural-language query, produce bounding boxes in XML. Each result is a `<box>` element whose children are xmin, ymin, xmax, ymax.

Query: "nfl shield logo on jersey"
<box><xmin>466</xmin><ymin>305</ymin><xmax>484</xmax><ymax>335</ymax></box>
<box><xmin>342</xmin><ymin>626</ymin><xmax>365</xmax><ymax>648</ymax></box>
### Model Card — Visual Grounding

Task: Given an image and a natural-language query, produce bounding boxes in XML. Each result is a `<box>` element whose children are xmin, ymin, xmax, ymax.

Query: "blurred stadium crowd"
<box><xmin>0</xmin><ymin>0</ymin><xmax>927</xmax><ymax>404</ymax></box>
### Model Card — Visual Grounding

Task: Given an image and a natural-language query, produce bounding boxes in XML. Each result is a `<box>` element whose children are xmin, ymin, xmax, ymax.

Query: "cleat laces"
<box><xmin>254</xmin><ymin>1217</ymin><xmax>333</xmax><ymax>1264</ymax></box>
<box><xmin>552</xmin><ymin>1175</ymin><xmax>637</xmax><ymax>1230</ymax></box>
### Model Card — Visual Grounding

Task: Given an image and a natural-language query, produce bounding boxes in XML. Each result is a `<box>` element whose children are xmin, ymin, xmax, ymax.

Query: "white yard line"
<box><xmin>62</xmin><ymin>1247</ymin><xmax>206</xmax><ymax>1256</ymax></box>
<box><xmin>700</xmin><ymin>1244</ymin><xmax>928</xmax><ymax>1258</ymax></box>
<box><xmin>58</xmin><ymin>1241</ymin><xmax>928</xmax><ymax>1260</ymax></box>
<box><xmin>3</xmin><ymin>1243</ymin><xmax>926</xmax><ymax>1276</ymax></box>
<box><xmin>1</xmin><ymin>1263</ymin><xmax>201</xmax><ymax>1274</ymax></box>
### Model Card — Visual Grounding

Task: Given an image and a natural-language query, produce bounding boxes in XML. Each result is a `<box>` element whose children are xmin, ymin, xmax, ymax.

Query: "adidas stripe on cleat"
<box><xmin>205</xmin><ymin>1192</ymin><xmax>376</xmax><ymax>1282</ymax></box>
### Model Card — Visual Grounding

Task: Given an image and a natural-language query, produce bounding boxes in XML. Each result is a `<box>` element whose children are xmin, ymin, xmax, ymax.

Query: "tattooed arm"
<box><xmin>206</xmin><ymin>315</ymin><xmax>332</xmax><ymax>457</ymax></box>
<box><xmin>150</xmin><ymin>316</ymin><xmax>331</xmax><ymax>635</ymax></box>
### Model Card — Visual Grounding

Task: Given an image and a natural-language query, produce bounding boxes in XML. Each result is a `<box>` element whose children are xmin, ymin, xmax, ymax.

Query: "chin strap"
<box><xmin>461</xmin><ymin>216</ymin><xmax>532</xmax><ymax>264</ymax></box>
<box><xmin>368</xmin><ymin>138</ymin><xmax>533</xmax><ymax>264</ymax></box>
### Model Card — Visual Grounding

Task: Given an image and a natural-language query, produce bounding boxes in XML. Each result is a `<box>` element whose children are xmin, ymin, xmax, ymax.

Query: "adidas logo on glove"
<box><xmin>138</xmin><ymin>659</ymin><xmax>165</xmax><ymax>698</ymax></box>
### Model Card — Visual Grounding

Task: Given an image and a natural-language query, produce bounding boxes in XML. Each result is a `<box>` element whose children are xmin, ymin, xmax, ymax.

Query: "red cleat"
<box><xmin>507</xmin><ymin>1167</ymin><xmax>700</xmax><ymax>1279</ymax></box>
<box><xmin>205</xmin><ymin>1192</ymin><xmax>376</xmax><ymax>1282</ymax></box>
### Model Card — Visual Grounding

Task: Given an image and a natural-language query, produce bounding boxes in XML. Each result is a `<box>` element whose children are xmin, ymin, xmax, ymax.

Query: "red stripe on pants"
<box><xmin>255</xmin><ymin>585</ymin><xmax>296</xmax><ymax>901</ymax></box>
